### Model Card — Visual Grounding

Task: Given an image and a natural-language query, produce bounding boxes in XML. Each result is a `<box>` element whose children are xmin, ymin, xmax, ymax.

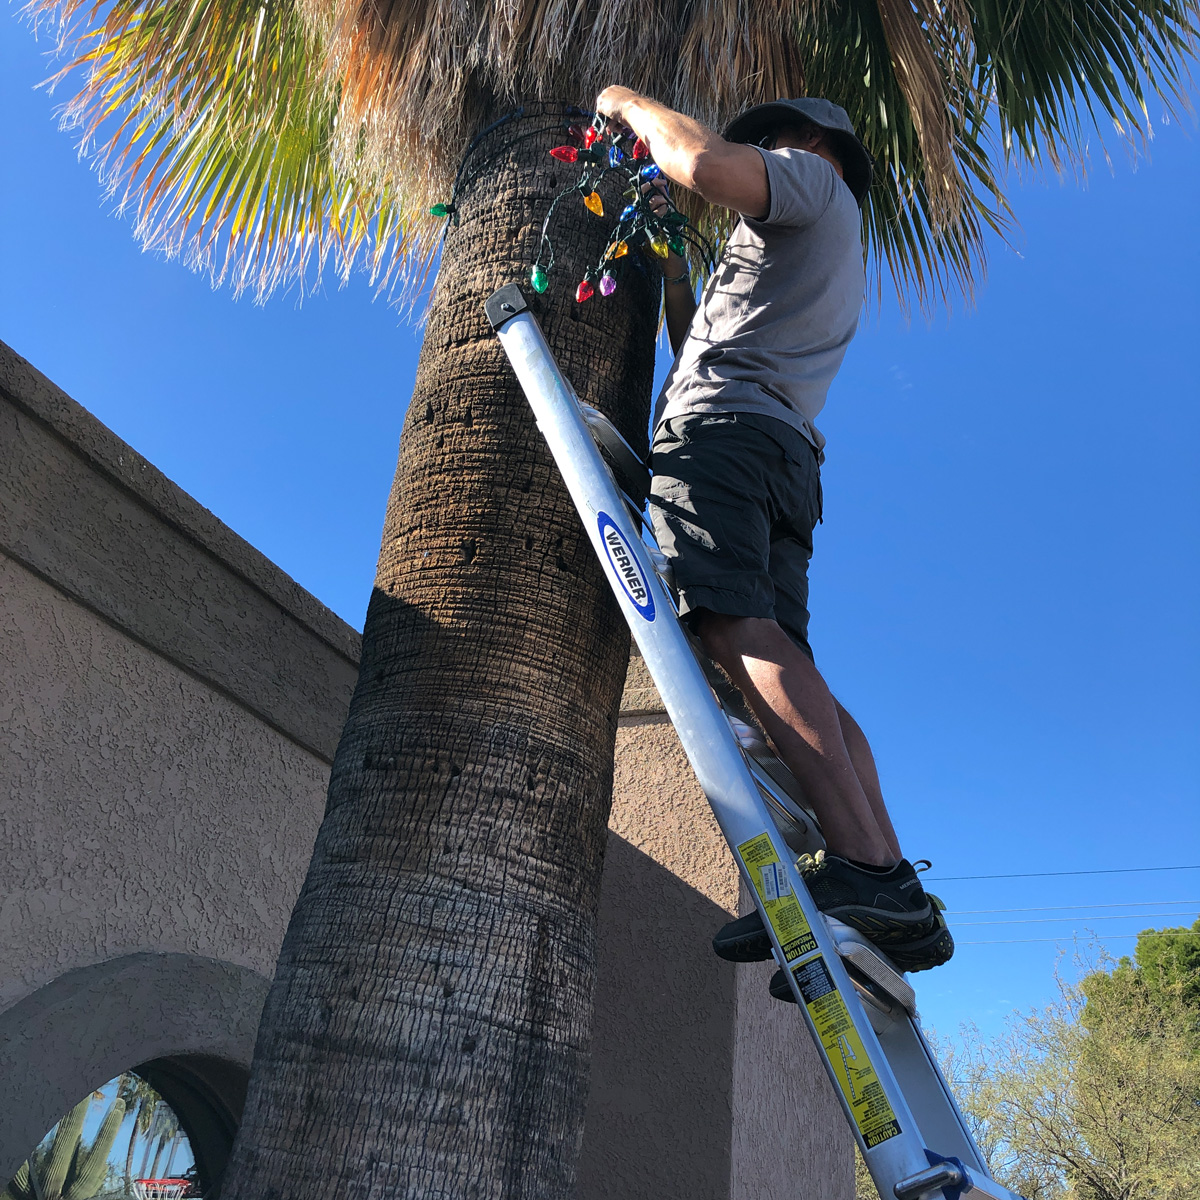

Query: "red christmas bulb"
<box><xmin>583</xmin><ymin>126</ymin><xmax>600</xmax><ymax>148</ymax></box>
<box><xmin>567</xmin><ymin>124</ymin><xmax>586</xmax><ymax>144</ymax></box>
<box><xmin>550</xmin><ymin>145</ymin><xmax>580</xmax><ymax>163</ymax></box>
<box><xmin>576</xmin><ymin>278</ymin><xmax>595</xmax><ymax>303</ymax></box>
<box><xmin>632</xmin><ymin>138</ymin><xmax>649</xmax><ymax>160</ymax></box>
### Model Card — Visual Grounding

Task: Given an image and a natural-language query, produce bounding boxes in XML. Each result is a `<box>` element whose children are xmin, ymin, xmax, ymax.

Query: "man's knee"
<box><xmin>694</xmin><ymin>610</ymin><xmax>778</xmax><ymax>664</ymax></box>
<box><xmin>693</xmin><ymin>609</ymin><xmax>739</xmax><ymax>662</ymax></box>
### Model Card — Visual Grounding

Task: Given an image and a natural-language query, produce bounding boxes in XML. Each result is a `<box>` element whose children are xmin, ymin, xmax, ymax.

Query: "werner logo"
<box><xmin>597</xmin><ymin>513</ymin><xmax>656</xmax><ymax>621</ymax></box>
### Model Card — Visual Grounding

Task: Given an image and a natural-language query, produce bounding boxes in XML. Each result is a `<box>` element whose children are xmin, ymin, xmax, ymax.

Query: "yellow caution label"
<box><xmin>791</xmin><ymin>956</ymin><xmax>902</xmax><ymax>1148</ymax></box>
<box><xmin>736</xmin><ymin>833</ymin><xmax>818</xmax><ymax>963</ymax></box>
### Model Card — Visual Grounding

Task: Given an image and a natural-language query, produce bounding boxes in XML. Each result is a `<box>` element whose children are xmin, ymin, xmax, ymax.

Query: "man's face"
<box><xmin>768</xmin><ymin>123</ymin><xmax>845</xmax><ymax>181</ymax></box>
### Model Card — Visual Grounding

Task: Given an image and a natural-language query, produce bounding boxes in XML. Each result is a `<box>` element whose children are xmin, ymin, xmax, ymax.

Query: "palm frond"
<box><xmin>27</xmin><ymin>0</ymin><xmax>1200</xmax><ymax>310</ymax></box>
<box><xmin>973</xmin><ymin>0</ymin><xmax>1199</xmax><ymax>172</ymax></box>
<box><xmin>800</xmin><ymin>0</ymin><xmax>1010</xmax><ymax>313</ymax></box>
<box><xmin>37</xmin><ymin>0</ymin><xmax>416</xmax><ymax>299</ymax></box>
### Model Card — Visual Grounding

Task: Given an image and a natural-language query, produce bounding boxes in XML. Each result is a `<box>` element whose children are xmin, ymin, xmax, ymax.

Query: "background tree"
<box><xmin>905</xmin><ymin>924</ymin><xmax>1200</xmax><ymax>1200</ymax></box>
<box><xmin>116</xmin><ymin>1073</ymin><xmax>162</xmax><ymax>1194</ymax></box>
<box><xmin>22</xmin><ymin>0</ymin><xmax>1200</xmax><ymax>1194</ymax></box>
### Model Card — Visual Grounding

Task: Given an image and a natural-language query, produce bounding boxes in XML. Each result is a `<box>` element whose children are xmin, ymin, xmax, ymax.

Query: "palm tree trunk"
<box><xmin>223</xmin><ymin>101</ymin><xmax>659</xmax><ymax>1200</ymax></box>
<box><xmin>123</xmin><ymin>1113</ymin><xmax>138</xmax><ymax>1195</ymax></box>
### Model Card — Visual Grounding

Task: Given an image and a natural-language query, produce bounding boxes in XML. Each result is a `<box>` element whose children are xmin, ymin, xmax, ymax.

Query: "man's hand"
<box><xmin>595</xmin><ymin>86</ymin><xmax>641</xmax><ymax>129</ymax></box>
<box><xmin>593</xmin><ymin>85</ymin><xmax>769</xmax><ymax>218</ymax></box>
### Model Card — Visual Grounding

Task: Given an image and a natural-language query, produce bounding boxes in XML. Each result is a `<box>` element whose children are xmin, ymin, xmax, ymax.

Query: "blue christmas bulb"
<box><xmin>639</xmin><ymin>163</ymin><xmax>661</xmax><ymax>180</ymax></box>
<box><xmin>608</xmin><ymin>145</ymin><xmax>625</xmax><ymax>166</ymax></box>
<box><xmin>620</xmin><ymin>203</ymin><xmax>638</xmax><ymax>221</ymax></box>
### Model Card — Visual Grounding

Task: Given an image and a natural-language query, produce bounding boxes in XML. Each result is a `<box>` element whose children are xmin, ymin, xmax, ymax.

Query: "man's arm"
<box><xmin>643</xmin><ymin>180</ymin><xmax>699</xmax><ymax>355</ymax></box>
<box><xmin>595</xmin><ymin>86</ymin><xmax>769</xmax><ymax>218</ymax></box>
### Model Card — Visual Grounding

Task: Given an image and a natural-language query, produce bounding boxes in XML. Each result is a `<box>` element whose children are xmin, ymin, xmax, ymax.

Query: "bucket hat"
<box><xmin>724</xmin><ymin>98</ymin><xmax>873</xmax><ymax>206</ymax></box>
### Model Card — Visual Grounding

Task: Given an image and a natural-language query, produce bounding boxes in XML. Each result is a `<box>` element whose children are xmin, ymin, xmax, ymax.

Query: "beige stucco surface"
<box><xmin>0</xmin><ymin>549</ymin><xmax>328</xmax><ymax>1009</ymax></box>
<box><xmin>580</xmin><ymin>683</ymin><xmax>853</xmax><ymax>1200</ymax></box>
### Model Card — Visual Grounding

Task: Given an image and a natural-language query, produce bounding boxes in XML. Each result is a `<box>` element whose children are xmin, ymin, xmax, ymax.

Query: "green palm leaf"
<box><xmin>39</xmin><ymin>0</ymin><xmax>415</xmax><ymax>300</ymax></box>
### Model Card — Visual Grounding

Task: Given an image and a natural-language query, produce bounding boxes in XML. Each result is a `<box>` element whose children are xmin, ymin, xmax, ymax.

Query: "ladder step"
<box><xmin>827</xmin><ymin>918</ymin><xmax>918</xmax><ymax>1016</ymax></box>
<box><xmin>580</xmin><ymin>404</ymin><xmax>651</xmax><ymax>501</ymax></box>
<box><xmin>893</xmin><ymin>1161</ymin><xmax>967</xmax><ymax>1200</ymax></box>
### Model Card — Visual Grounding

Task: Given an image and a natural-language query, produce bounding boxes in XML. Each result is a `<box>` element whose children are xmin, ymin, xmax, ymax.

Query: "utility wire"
<box><xmin>956</xmin><ymin>911</ymin><xmax>1198</xmax><ymax>928</ymax></box>
<box><xmin>962</xmin><ymin>931</ymin><xmax>1194</xmax><ymax>945</ymax></box>
<box><xmin>948</xmin><ymin>899</ymin><xmax>1200</xmax><ymax>915</ymax></box>
<box><xmin>927</xmin><ymin>864</ymin><xmax>1200</xmax><ymax>882</ymax></box>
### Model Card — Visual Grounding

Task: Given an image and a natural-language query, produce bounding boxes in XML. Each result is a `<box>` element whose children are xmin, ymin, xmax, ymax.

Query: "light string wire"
<box><xmin>430</xmin><ymin>107</ymin><xmax>716</xmax><ymax>302</ymax></box>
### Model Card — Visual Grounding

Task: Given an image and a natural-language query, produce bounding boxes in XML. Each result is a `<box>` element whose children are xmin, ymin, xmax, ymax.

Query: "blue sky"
<box><xmin>3</xmin><ymin>18</ymin><xmax>1198</xmax><ymax>1046</ymax></box>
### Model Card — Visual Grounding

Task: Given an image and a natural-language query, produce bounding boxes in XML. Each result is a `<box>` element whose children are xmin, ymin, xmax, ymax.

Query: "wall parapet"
<box><xmin>0</xmin><ymin>341</ymin><xmax>360</xmax><ymax>762</ymax></box>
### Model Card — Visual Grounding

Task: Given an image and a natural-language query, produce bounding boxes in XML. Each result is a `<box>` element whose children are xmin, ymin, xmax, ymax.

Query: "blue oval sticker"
<box><xmin>597</xmin><ymin>512</ymin><xmax>656</xmax><ymax>622</ymax></box>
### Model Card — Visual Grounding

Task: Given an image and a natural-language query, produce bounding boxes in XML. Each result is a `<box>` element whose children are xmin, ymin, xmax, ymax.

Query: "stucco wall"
<box><xmin>0</xmin><ymin>339</ymin><xmax>358</xmax><ymax>1184</ymax></box>
<box><xmin>586</xmin><ymin>671</ymin><xmax>854</xmax><ymax>1200</ymax></box>
<box><xmin>0</xmin><ymin>553</ymin><xmax>330</xmax><ymax>1005</ymax></box>
<box><xmin>0</xmin><ymin>341</ymin><xmax>850</xmax><ymax>1198</ymax></box>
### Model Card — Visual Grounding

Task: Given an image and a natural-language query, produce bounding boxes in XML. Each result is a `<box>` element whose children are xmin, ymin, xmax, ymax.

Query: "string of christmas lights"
<box><xmin>430</xmin><ymin>108</ymin><xmax>716</xmax><ymax>304</ymax></box>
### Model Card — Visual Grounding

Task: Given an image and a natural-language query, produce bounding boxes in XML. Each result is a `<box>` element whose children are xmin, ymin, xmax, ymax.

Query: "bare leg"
<box><xmin>697</xmin><ymin>612</ymin><xmax>898</xmax><ymax>866</ymax></box>
<box><xmin>835</xmin><ymin>702</ymin><xmax>901</xmax><ymax>861</ymax></box>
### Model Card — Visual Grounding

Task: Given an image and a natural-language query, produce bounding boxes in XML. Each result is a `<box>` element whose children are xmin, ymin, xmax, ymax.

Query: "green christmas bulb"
<box><xmin>530</xmin><ymin>265</ymin><xmax>549</xmax><ymax>294</ymax></box>
<box><xmin>668</xmin><ymin>237</ymin><xmax>686</xmax><ymax>256</ymax></box>
<box><xmin>429</xmin><ymin>202</ymin><xmax>452</xmax><ymax>217</ymax></box>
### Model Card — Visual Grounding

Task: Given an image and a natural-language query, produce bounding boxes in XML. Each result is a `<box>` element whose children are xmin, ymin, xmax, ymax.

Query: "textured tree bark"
<box><xmin>221</xmin><ymin>103</ymin><xmax>660</xmax><ymax>1200</ymax></box>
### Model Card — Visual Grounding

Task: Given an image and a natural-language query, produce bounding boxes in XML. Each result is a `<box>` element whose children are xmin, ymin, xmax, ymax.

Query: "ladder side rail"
<box><xmin>487</xmin><ymin>287</ymin><xmax>952</xmax><ymax>1198</ymax></box>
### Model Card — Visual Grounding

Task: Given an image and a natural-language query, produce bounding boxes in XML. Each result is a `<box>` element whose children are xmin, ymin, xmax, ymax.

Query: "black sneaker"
<box><xmin>798</xmin><ymin>851</ymin><xmax>935</xmax><ymax>944</ymax></box>
<box><xmin>713</xmin><ymin>852</ymin><xmax>948</xmax><ymax>971</ymax></box>
<box><xmin>769</xmin><ymin>968</ymin><xmax>795</xmax><ymax>1002</ymax></box>
<box><xmin>885</xmin><ymin>893</ymin><xmax>954</xmax><ymax>972</ymax></box>
<box><xmin>712</xmin><ymin>910</ymin><xmax>775</xmax><ymax>962</ymax></box>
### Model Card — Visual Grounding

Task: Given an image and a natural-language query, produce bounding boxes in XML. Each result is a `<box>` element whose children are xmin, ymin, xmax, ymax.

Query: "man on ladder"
<box><xmin>595</xmin><ymin>86</ymin><xmax>953</xmax><ymax>977</ymax></box>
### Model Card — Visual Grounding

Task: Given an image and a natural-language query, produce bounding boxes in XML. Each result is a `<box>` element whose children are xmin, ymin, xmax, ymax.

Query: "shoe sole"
<box><xmin>883</xmin><ymin>925</ymin><xmax>954</xmax><ymax>973</ymax></box>
<box><xmin>714</xmin><ymin>903</ymin><xmax>940</xmax><ymax>964</ymax></box>
<box><xmin>820</xmin><ymin>902</ymin><xmax>937</xmax><ymax>944</ymax></box>
<box><xmin>769</xmin><ymin>928</ymin><xmax>953</xmax><ymax>1005</ymax></box>
<box><xmin>769</xmin><ymin>968</ymin><xmax>795</xmax><ymax>1003</ymax></box>
<box><xmin>713</xmin><ymin>911</ymin><xmax>774</xmax><ymax>962</ymax></box>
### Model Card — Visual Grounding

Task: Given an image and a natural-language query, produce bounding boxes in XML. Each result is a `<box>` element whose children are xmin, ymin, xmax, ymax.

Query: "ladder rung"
<box><xmin>580</xmin><ymin>404</ymin><xmax>651</xmax><ymax>501</ymax></box>
<box><xmin>894</xmin><ymin>1161</ymin><xmax>966</xmax><ymax>1200</ymax></box>
<box><xmin>828</xmin><ymin>918</ymin><xmax>917</xmax><ymax>1016</ymax></box>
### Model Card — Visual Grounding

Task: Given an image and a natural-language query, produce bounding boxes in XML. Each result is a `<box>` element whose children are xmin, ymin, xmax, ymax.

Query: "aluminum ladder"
<box><xmin>486</xmin><ymin>284</ymin><xmax>1025</xmax><ymax>1200</ymax></box>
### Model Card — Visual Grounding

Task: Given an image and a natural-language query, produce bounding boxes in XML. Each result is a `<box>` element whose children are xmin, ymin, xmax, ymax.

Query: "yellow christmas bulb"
<box><xmin>584</xmin><ymin>191</ymin><xmax>604</xmax><ymax>216</ymax></box>
<box><xmin>649</xmin><ymin>236</ymin><xmax>670</xmax><ymax>258</ymax></box>
<box><xmin>611</xmin><ymin>241</ymin><xmax>629</xmax><ymax>259</ymax></box>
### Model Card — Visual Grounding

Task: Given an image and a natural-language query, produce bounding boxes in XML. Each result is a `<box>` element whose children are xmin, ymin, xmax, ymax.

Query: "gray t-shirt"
<box><xmin>654</xmin><ymin>145</ymin><xmax>865</xmax><ymax>455</ymax></box>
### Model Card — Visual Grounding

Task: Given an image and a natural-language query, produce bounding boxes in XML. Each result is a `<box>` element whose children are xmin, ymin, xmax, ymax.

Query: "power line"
<box><xmin>961</xmin><ymin>931</ymin><xmax>1194</xmax><ymax>945</ymax></box>
<box><xmin>927</xmin><ymin>864</ymin><xmax>1200</xmax><ymax>882</ymax></box>
<box><xmin>957</xmin><ymin>911</ymin><xmax>1198</xmax><ymax>928</ymax></box>
<box><xmin>949</xmin><ymin>899</ymin><xmax>1200</xmax><ymax>916</ymax></box>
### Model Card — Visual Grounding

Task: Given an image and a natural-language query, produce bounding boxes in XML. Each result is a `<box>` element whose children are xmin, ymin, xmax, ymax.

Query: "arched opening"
<box><xmin>1</xmin><ymin>1056</ymin><xmax>245</xmax><ymax>1200</ymax></box>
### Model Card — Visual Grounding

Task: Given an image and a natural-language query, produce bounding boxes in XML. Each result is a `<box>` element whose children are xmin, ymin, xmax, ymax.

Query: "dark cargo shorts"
<box><xmin>649</xmin><ymin>412</ymin><xmax>822</xmax><ymax>659</ymax></box>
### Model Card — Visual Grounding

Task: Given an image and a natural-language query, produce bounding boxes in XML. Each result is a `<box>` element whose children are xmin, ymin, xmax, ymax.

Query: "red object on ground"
<box><xmin>575</xmin><ymin>278</ymin><xmax>595</xmax><ymax>303</ymax></box>
<box><xmin>549</xmin><ymin>145</ymin><xmax>579</xmax><ymax>162</ymax></box>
